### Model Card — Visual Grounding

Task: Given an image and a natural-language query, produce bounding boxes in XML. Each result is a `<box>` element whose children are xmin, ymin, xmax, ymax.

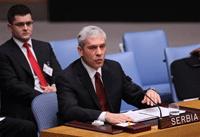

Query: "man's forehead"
<box><xmin>86</xmin><ymin>36</ymin><xmax>105</xmax><ymax>43</ymax></box>
<box><xmin>13</xmin><ymin>14</ymin><xmax>32</xmax><ymax>22</ymax></box>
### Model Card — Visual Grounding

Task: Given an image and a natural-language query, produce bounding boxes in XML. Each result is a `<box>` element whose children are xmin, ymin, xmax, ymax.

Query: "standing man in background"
<box><xmin>0</xmin><ymin>4</ymin><xmax>61</xmax><ymax>123</ymax></box>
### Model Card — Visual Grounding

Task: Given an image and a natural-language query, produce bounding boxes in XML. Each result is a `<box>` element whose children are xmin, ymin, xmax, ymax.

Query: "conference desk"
<box><xmin>40</xmin><ymin>100</ymin><xmax>200</xmax><ymax>137</ymax></box>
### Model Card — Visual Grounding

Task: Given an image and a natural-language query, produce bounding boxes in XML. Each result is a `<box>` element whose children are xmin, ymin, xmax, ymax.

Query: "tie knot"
<box><xmin>95</xmin><ymin>72</ymin><xmax>101</xmax><ymax>79</ymax></box>
<box><xmin>23</xmin><ymin>43</ymin><xmax>29</xmax><ymax>48</ymax></box>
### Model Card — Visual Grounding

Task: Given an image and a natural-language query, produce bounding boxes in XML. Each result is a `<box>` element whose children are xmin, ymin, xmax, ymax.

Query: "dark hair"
<box><xmin>7</xmin><ymin>4</ymin><xmax>32</xmax><ymax>24</ymax></box>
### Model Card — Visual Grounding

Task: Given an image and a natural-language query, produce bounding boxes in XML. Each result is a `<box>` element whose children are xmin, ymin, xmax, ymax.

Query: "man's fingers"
<box><xmin>190</xmin><ymin>48</ymin><xmax>200</xmax><ymax>56</ymax></box>
<box><xmin>141</xmin><ymin>96</ymin><xmax>147</xmax><ymax>104</ymax></box>
<box><xmin>105</xmin><ymin>113</ymin><xmax>135</xmax><ymax>124</ymax></box>
<box><xmin>142</xmin><ymin>94</ymin><xmax>161</xmax><ymax>106</ymax></box>
<box><xmin>41</xmin><ymin>86</ymin><xmax>56</xmax><ymax>93</ymax></box>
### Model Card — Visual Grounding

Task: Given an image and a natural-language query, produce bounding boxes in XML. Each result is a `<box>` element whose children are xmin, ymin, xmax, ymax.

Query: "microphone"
<box><xmin>126</xmin><ymin>76</ymin><xmax>162</xmax><ymax>119</ymax></box>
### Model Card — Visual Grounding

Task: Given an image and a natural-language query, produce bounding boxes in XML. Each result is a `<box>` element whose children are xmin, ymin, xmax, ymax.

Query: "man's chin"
<box><xmin>20</xmin><ymin>37</ymin><xmax>31</xmax><ymax>42</ymax></box>
<box><xmin>96</xmin><ymin>63</ymin><xmax>104</xmax><ymax>69</ymax></box>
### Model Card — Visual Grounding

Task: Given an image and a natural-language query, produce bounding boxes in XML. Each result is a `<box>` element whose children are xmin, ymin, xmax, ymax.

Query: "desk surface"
<box><xmin>40</xmin><ymin>100</ymin><xmax>200</xmax><ymax>137</ymax></box>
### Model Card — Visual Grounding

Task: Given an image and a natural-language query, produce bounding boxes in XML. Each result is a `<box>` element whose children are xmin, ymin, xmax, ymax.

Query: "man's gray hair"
<box><xmin>77</xmin><ymin>26</ymin><xmax>106</xmax><ymax>48</ymax></box>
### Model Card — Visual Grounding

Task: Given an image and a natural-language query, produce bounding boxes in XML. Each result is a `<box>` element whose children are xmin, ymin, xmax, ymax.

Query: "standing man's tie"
<box><xmin>23</xmin><ymin>43</ymin><xmax>48</xmax><ymax>86</ymax></box>
<box><xmin>95</xmin><ymin>72</ymin><xmax>110</xmax><ymax>111</ymax></box>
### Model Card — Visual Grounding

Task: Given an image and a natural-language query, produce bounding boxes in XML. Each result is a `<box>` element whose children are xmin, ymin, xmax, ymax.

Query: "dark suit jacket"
<box><xmin>0</xmin><ymin>38</ymin><xmax>62</xmax><ymax>121</ymax></box>
<box><xmin>56</xmin><ymin>58</ymin><xmax>148</xmax><ymax>124</ymax></box>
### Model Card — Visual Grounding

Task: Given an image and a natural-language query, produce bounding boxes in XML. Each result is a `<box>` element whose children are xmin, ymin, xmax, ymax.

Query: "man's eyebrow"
<box><xmin>88</xmin><ymin>45</ymin><xmax>97</xmax><ymax>47</ymax></box>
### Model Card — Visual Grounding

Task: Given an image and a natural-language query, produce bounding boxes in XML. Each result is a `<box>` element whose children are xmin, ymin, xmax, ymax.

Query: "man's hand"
<box><xmin>190</xmin><ymin>48</ymin><xmax>200</xmax><ymax>56</ymax></box>
<box><xmin>141</xmin><ymin>90</ymin><xmax>161</xmax><ymax>106</ymax></box>
<box><xmin>105</xmin><ymin>112</ymin><xmax>135</xmax><ymax>124</ymax></box>
<box><xmin>41</xmin><ymin>85</ymin><xmax>56</xmax><ymax>93</ymax></box>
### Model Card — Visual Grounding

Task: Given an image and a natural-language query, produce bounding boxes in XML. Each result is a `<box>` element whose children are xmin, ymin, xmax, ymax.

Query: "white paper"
<box><xmin>136</xmin><ymin>106</ymin><xmax>186</xmax><ymax>117</ymax></box>
<box><xmin>0</xmin><ymin>117</ymin><xmax>5</xmax><ymax>122</ymax></box>
<box><xmin>119</xmin><ymin>107</ymin><xmax>186</xmax><ymax>125</ymax></box>
<box><xmin>123</xmin><ymin>110</ymin><xmax>157</xmax><ymax>122</ymax></box>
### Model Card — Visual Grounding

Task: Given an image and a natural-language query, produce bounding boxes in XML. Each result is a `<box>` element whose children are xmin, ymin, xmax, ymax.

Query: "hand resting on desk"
<box><xmin>105</xmin><ymin>90</ymin><xmax>161</xmax><ymax>124</ymax></box>
<box><xmin>105</xmin><ymin>113</ymin><xmax>135</xmax><ymax>124</ymax></box>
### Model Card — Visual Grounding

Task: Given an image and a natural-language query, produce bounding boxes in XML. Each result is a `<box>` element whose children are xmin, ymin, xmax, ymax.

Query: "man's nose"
<box><xmin>96</xmin><ymin>47</ymin><xmax>102</xmax><ymax>55</ymax></box>
<box><xmin>23</xmin><ymin>24</ymin><xmax>28</xmax><ymax>30</ymax></box>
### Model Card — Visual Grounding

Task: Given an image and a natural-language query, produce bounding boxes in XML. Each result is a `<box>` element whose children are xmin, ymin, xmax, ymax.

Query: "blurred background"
<box><xmin>0</xmin><ymin>0</ymin><xmax>200</xmax><ymax>54</ymax></box>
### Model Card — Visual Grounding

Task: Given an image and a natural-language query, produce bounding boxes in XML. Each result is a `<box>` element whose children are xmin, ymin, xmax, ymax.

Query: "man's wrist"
<box><xmin>97</xmin><ymin>111</ymin><xmax>108</xmax><ymax>122</ymax></box>
<box><xmin>147</xmin><ymin>87</ymin><xmax>158</xmax><ymax>94</ymax></box>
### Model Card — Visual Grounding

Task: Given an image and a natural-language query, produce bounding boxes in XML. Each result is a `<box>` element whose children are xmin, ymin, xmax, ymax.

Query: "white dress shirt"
<box><xmin>13</xmin><ymin>37</ymin><xmax>44</xmax><ymax>93</ymax></box>
<box><xmin>81</xmin><ymin>59</ymin><xmax>108</xmax><ymax>122</ymax></box>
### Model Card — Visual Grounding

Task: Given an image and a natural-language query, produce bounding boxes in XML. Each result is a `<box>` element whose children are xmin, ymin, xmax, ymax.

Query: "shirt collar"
<box><xmin>13</xmin><ymin>37</ymin><xmax>32</xmax><ymax>48</ymax></box>
<box><xmin>81</xmin><ymin>58</ymin><xmax>102</xmax><ymax>79</ymax></box>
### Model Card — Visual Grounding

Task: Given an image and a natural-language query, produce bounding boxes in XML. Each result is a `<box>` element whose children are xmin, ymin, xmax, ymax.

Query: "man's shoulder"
<box><xmin>1</xmin><ymin>38</ymin><xmax>12</xmax><ymax>45</ymax></box>
<box><xmin>32</xmin><ymin>39</ymin><xmax>52</xmax><ymax>52</ymax></box>
<box><xmin>56</xmin><ymin>59</ymin><xmax>80</xmax><ymax>82</ymax></box>
<box><xmin>0</xmin><ymin>39</ymin><xmax>14</xmax><ymax>51</ymax></box>
<box><xmin>104</xmin><ymin>58</ymin><xmax>119</xmax><ymax>63</ymax></box>
<box><xmin>60</xmin><ymin>59</ymin><xmax>80</xmax><ymax>72</ymax></box>
<box><xmin>104</xmin><ymin>59</ymin><xmax>121</xmax><ymax>68</ymax></box>
<box><xmin>63</xmin><ymin>59</ymin><xmax>80</xmax><ymax>71</ymax></box>
<box><xmin>32</xmin><ymin>39</ymin><xmax>49</xmax><ymax>45</ymax></box>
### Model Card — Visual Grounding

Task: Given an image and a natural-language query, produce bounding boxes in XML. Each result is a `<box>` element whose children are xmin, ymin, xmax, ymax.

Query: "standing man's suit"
<box><xmin>0</xmin><ymin>38</ymin><xmax>62</xmax><ymax>121</ymax></box>
<box><xmin>56</xmin><ymin>58</ymin><xmax>148</xmax><ymax>124</ymax></box>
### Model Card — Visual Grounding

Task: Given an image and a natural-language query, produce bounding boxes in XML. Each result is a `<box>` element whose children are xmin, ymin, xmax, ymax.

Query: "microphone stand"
<box><xmin>126</xmin><ymin>76</ymin><xmax>163</xmax><ymax>119</ymax></box>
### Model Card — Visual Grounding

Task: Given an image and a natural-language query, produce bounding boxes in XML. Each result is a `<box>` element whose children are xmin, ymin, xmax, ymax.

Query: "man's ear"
<box><xmin>77</xmin><ymin>46</ymin><xmax>83</xmax><ymax>56</ymax></box>
<box><xmin>7</xmin><ymin>23</ymin><xmax>12</xmax><ymax>33</ymax></box>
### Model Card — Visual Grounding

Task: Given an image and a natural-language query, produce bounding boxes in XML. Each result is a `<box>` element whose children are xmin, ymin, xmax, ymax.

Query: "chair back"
<box><xmin>50</xmin><ymin>38</ymin><xmax>79</xmax><ymax>69</ymax></box>
<box><xmin>106</xmin><ymin>52</ymin><xmax>140</xmax><ymax>112</ymax></box>
<box><xmin>32</xmin><ymin>92</ymin><xmax>58</xmax><ymax>133</ymax></box>
<box><xmin>123</xmin><ymin>30</ymin><xmax>171</xmax><ymax>103</ymax></box>
<box><xmin>123</xmin><ymin>30</ymin><xmax>169</xmax><ymax>86</ymax></box>
<box><xmin>164</xmin><ymin>44</ymin><xmax>200</xmax><ymax>102</ymax></box>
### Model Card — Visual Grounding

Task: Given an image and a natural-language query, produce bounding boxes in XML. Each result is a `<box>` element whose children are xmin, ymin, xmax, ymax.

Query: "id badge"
<box><xmin>43</xmin><ymin>64</ymin><xmax>53</xmax><ymax>76</ymax></box>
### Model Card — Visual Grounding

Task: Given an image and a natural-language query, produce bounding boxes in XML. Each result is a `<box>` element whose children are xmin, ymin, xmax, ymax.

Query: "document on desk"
<box><xmin>136</xmin><ymin>106</ymin><xmax>186</xmax><ymax>117</ymax></box>
<box><xmin>123</xmin><ymin>111</ymin><xmax>157</xmax><ymax>122</ymax></box>
<box><xmin>123</xmin><ymin>107</ymin><xmax>186</xmax><ymax>122</ymax></box>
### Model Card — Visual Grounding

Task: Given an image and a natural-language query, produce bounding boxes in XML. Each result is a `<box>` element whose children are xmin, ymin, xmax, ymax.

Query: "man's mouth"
<box><xmin>95</xmin><ymin>59</ymin><xmax>102</xmax><ymax>63</ymax></box>
<box><xmin>22</xmin><ymin>32</ymin><xmax>30</xmax><ymax>35</ymax></box>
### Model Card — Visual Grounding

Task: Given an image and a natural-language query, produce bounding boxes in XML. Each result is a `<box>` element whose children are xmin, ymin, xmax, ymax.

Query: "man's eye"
<box><xmin>89</xmin><ymin>47</ymin><xmax>96</xmax><ymax>49</ymax></box>
<box><xmin>13</xmin><ymin>21</ymin><xmax>33</xmax><ymax>27</ymax></box>
<box><xmin>26</xmin><ymin>22</ymin><xmax>32</xmax><ymax>26</ymax></box>
<box><xmin>17</xmin><ymin>23</ymin><xmax>24</xmax><ymax>27</ymax></box>
<box><xmin>100</xmin><ymin>45</ymin><xmax>105</xmax><ymax>48</ymax></box>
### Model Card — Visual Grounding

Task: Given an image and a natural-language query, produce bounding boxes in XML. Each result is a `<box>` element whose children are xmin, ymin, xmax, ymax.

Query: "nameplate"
<box><xmin>112</xmin><ymin>122</ymin><xmax>151</xmax><ymax>134</ymax></box>
<box><xmin>65</xmin><ymin>120</ymin><xmax>123</xmax><ymax>134</ymax></box>
<box><xmin>158</xmin><ymin>112</ymin><xmax>200</xmax><ymax>129</ymax></box>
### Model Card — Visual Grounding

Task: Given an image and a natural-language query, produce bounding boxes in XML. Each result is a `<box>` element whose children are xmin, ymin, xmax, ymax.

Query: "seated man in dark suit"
<box><xmin>56</xmin><ymin>26</ymin><xmax>161</xmax><ymax>124</ymax></box>
<box><xmin>0</xmin><ymin>117</ymin><xmax>37</xmax><ymax>137</ymax></box>
<box><xmin>0</xmin><ymin>4</ymin><xmax>62</xmax><ymax>123</ymax></box>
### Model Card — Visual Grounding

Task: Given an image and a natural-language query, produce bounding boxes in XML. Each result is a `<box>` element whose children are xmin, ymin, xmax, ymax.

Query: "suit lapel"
<box><xmin>76</xmin><ymin>59</ymin><xmax>113</xmax><ymax>111</ymax></box>
<box><xmin>76</xmin><ymin>60</ymin><xmax>101</xmax><ymax>110</ymax></box>
<box><xmin>32</xmin><ymin>40</ymin><xmax>51</xmax><ymax>84</ymax></box>
<box><xmin>32</xmin><ymin>40</ymin><xmax>46</xmax><ymax>69</ymax></box>
<box><xmin>9</xmin><ymin>39</ymin><xmax>32</xmax><ymax>75</ymax></box>
<box><xmin>102</xmin><ymin>64</ymin><xmax>113</xmax><ymax>112</ymax></box>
